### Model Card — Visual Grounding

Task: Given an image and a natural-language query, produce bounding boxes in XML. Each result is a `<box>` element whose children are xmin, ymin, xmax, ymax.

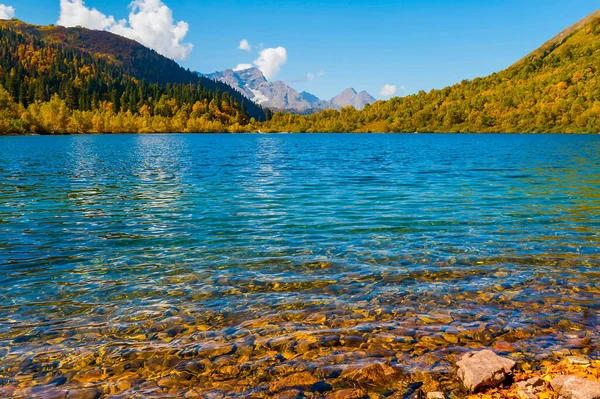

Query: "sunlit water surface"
<box><xmin>0</xmin><ymin>134</ymin><xmax>599</xmax><ymax>397</ymax></box>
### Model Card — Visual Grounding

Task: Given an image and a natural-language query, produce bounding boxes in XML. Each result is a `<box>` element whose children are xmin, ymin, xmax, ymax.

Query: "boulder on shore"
<box><xmin>550</xmin><ymin>375</ymin><xmax>600</xmax><ymax>399</ymax></box>
<box><xmin>456</xmin><ymin>350</ymin><xmax>516</xmax><ymax>393</ymax></box>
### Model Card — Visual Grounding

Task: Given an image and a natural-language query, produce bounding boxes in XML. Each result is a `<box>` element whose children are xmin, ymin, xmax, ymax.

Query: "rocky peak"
<box><xmin>329</xmin><ymin>87</ymin><xmax>376</xmax><ymax>110</ymax></box>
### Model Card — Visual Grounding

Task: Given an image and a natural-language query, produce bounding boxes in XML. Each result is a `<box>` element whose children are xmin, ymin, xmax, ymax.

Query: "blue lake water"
<box><xmin>0</xmin><ymin>133</ymin><xmax>599</xmax><ymax>397</ymax></box>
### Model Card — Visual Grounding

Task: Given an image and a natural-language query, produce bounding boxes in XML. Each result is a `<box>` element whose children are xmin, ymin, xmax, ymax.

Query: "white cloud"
<box><xmin>233</xmin><ymin>63</ymin><xmax>253</xmax><ymax>71</ymax></box>
<box><xmin>57</xmin><ymin>0</ymin><xmax>114</xmax><ymax>29</ymax></box>
<box><xmin>253</xmin><ymin>46</ymin><xmax>287</xmax><ymax>80</ymax></box>
<box><xmin>57</xmin><ymin>0</ymin><xmax>193</xmax><ymax>60</ymax></box>
<box><xmin>317</xmin><ymin>70</ymin><xmax>325</xmax><ymax>77</ymax></box>
<box><xmin>0</xmin><ymin>3</ymin><xmax>15</xmax><ymax>19</ymax></box>
<box><xmin>380</xmin><ymin>84</ymin><xmax>397</xmax><ymax>96</ymax></box>
<box><xmin>238</xmin><ymin>39</ymin><xmax>251</xmax><ymax>52</ymax></box>
<box><xmin>306</xmin><ymin>72</ymin><xmax>315</xmax><ymax>81</ymax></box>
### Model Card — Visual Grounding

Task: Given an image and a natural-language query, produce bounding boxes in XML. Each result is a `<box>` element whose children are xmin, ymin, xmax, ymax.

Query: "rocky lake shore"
<box><xmin>438</xmin><ymin>350</ymin><xmax>600</xmax><ymax>399</ymax></box>
<box><xmin>1</xmin><ymin>342</ymin><xmax>599</xmax><ymax>398</ymax></box>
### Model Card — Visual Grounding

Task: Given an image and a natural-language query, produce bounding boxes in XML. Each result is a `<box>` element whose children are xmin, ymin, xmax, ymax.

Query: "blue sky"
<box><xmin>4</xmin><ymin>0</ymin><xmax>600</xmax><ymax>100</ymax></box>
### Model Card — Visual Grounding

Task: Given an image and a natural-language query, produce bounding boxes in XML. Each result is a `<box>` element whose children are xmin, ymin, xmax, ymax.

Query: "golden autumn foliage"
<box><xmin>0</xmin><ymin>20</ymin><xmax>264</xmax><ymax>133</ymax></box>
<box><xmin>3</xmin><ymin>15</ymin><xmax>600</xmax><ymax>134</ymax></box>
<box><xmin>0</xmin><ymin>87</ymin><xmax>258</xmax><ymax>134</ymax></box>
<box><xmin>261</xmin><ymin>16</ymin><xmax>600</xmax><ymax>134</ymax></box>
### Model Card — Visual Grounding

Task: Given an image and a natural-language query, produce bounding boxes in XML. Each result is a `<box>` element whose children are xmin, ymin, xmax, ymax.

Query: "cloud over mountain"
<box><xmin>234</xmin><ymin>63</ymin><xmax>253</xmax><ymax>71</ymax></box>
<box><xmin>57</xmin><ymin>0</ymin><xmax>192</xmax><ymax>60</ymax></box>
<box><xmin>253</xmin><ymin>46</ymin><xmax>287</xmax><ymax>80</ymax></box>
<box><xmin>0</xmin><ymin>3</ymin><xmax>15</xmax><ymax>19</ymax></box>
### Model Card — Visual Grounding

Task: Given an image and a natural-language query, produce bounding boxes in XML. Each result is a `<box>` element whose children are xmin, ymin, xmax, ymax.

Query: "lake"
<box><xmin>0</xmin><ymin>133</ymin><xmax>599</xmax><ymax>397</ymax></box>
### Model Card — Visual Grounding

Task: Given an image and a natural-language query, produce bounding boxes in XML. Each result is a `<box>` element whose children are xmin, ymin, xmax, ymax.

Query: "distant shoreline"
<box><xmin>1</xmin><ymin>131</ymin><xmax>597</xmax><ymax>137</ymax></box>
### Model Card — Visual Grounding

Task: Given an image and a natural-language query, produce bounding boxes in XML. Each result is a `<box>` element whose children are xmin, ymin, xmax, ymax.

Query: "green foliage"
<box><xmin>0</xmin><ymin>86</ymin><xmax>260</xmax><ymax>135</ymax></box>
<box><xmin>3</xmin><ymin>16</ymin><xmax>600</xmax><ymax>134</ymax></box>
<box><xmin>0</xmin><ymin>20</ymin><xmax>264</xmax><ymax>133</ymax></box>
<box><xmin>262</xmin><ymin>16</ymin><xmax>600</xmax><ymax>134</ymax></box>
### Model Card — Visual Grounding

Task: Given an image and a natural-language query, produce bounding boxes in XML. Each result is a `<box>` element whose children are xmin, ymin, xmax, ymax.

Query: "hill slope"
<box><xmin>0</xmin><ymin>19</ymin><xmax>265</xmax><ymax>132</ymax></box>
<box><xmin>262</xmin><ymin>10</ymin><xmax>600</xmax><ymax>133</ymax></box>
<box><xmin>2</xmin><ymin>20</ymin><xmax>196</xmax><ymax>85</ymax></box>
<box><xmin>539</xmin><ymin>9</ymin><xmax>600</xmax><ymax>50</ymax></box>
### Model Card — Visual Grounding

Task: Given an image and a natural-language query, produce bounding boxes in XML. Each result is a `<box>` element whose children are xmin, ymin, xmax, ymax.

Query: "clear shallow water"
<box><xmin>0</xmin><ymin>133</ymin><xmax>599</xmax><ymax>397</ymax></box>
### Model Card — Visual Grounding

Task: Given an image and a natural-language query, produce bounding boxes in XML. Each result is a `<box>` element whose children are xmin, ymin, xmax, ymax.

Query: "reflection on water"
<box><xmin>0</xmin><ymin>134</ymin><xmax>599</xmax><ymax>397</ymax></box>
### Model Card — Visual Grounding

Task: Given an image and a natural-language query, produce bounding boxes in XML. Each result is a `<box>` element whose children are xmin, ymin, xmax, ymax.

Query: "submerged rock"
<box><xmin>550</xmin><ymin>375</ymin><xmax>600</xmax><ymax>399</ymax></box>
<box><xmin>339</xmin><ymin>360</ymin><xmax>402</xmax><ymax>386</ymax></box>
<box><xmin>492</xmin><ymin>341</ymin><xmax>517</xmax><ymax>354</ymax></box>
<box><xmin>566</xmin><ymin>336</ymin><xmax>592</xmax><ymax>349</ymax></box>
<box><xmin>326</xmin><ymin>388</ymin><xmax>369</xmax><ymax>399</ymax></box>
<box><xmin>456</xmin><ymin>350</ymin><xmax>515</xmax><ymax>393</ymax></box>
<box><xmin>65</xmin><ymin>388</ymin><xmax>101</xmax><ymax>399</ymax></box>
<box><xmin>269</xmin><ymin>371</ymin><xmax>319</xmax><ymax>392</ymax></box>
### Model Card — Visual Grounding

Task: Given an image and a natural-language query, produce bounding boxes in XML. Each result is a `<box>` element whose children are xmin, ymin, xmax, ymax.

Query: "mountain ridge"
<box><xmin>0</xmin><ymin>19</ymin><xmax>266</xmax><ymax>121</ymax></box>
<box><xmin>2</xmin><ymin>9</ymin><xmax>600</xmax><ymax>134</ymax></box>
<box><xmin>0</xmin><ymin>20</ymin><xmax>269</xmax><ymax>133</ymax></box>
<box><xmin>540</xmin><ymin>9</ymin><xmax>600</xmax><ymax>50</ymax></box>
<box><xmin>207</xmin><ymin>67</ymin><xmax>376</xmax><ymax>112</ymax></box>
<box><xmin>261</xmin><ymin>8</ymin><xmax>600</xmax><ymax>133</ymax></box>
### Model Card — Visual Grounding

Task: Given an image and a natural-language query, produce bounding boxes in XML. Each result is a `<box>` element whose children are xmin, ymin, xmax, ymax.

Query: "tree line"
<box><xmin>2</xmin><ymin>16</ymin><xmax>600</xmax><ymax>134</ymax></box>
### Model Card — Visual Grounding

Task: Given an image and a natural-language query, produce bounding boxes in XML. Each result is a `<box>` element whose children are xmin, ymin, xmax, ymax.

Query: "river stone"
<box><xmin>426</xmin><ymin>393</ymin><xmax>445</xmax><ymax>399</ymax></box>
<box><xmin>516</xmin><ymin>377</ymin><xmax>546</xmax><ymax>399</ymax></box>
<box><xmin>550</xmin><ymin>375</ymin><xmax>600</xmax><ymax>399</ymax></box>
<box><xmin>269</xmin><ymin>371</ymin><xmax>319</xmax><ymax>392</ymax></box>
<box><xmin>340</xmin><ymin>361</ymin><xmax>402</xmax><ymax>386</ymax></box>
<box><xmin>65</xmin><ymin>388</ymin><xmax>101</xmax><ymax>399</ymax></box>
<box><xmin>327</xmin><ymin>388</ymin><xmax>369</xmax><ymax>399</ymax></box>
<box><xmin>274</xmin><ymin>389</ymin><xmax>303</xmax><ymax>399</ymax></box>
<box><xmin>567</xmin><ymin>356</ymin><xmax>591</xmax><ymax>365</ymax></box>
<box><xmin>566</xmin><ymin>336</ymin><xmax>592</xmax><ymax>349</ymax></box>
<box><xmin>456</xmin><ymin>350</ymin><xmax>515</xmax><ymax>393</ymax></box>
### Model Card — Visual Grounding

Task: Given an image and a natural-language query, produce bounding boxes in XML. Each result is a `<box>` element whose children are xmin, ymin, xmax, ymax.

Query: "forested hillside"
<box><xmin>2</xmin><ymin>11</ymin><xmax>600</xmax><ymax>134</ymax></box>
<box><xmin>0</xmin><ymin>20</ymin><xmax>265</xmax><ymax>134</ymax></box>
<box><xmin>262</xmin><ymin>12</ymin><xmax>600</xmax><ymax>133</ymax></box>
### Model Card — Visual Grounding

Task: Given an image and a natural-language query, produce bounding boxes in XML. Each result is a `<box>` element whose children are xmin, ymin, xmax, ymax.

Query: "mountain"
<box><xmin>207</xmin><ymin>67</ymin><xmax>321</xmax><ymax>111</ymax></box>
<box><xmin>329</xmin><ymin>88</ymin><xmax>377</xmax><ymax>110</ymax></box>
<box><xmin>6</xmin><ymin>20</ymin><xmax>195</xmax><ymax>86</ymax></box>
<box><xmin>4</xmin><ymin>9</ymin><xmax>600</xmax><ymax>134</ymax></box>
<box><xmin>207</xmin><ymin>67</ymin><xmax>375</xmax><ymax>112</ymax></box>
<box><xmin>299</xmin><ymin>91</ymin><xmax>323</xmax><ymax>105</ymax></box>
<box><xmin>262</xmin><ymin>9</ymin><xmax>600</xmax><ymax>133</ymax></box>
<box><xmin>0</xmin><ymin>19</ymin><xmax>266</xmax><ymax>126</ymax></box>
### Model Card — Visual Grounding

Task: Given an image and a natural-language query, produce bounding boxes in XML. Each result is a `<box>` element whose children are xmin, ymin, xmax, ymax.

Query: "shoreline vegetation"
<box><xmin>0</xmin><ymin>82</ymin><xmax>599</xmax><ymax>135</ymax></box>
<box><xmin>2</xmin><ymin>12</ymin><xmax>600</xmax><ymax>135</ymax></box>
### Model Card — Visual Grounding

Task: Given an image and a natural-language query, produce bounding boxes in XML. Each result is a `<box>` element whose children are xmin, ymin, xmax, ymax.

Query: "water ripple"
<box><xmin>0</xmin><ymin>134</ymin><xmax>599</xmax><ymax>397</ymax></box>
